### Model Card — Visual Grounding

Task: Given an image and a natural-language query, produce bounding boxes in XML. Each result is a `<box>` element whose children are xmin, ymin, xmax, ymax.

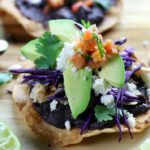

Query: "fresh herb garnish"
<box><xmin>94</xmin><ymin>0</ymin><xmax>111</xmax><ymax>10</ymax></box>
<box><xmin>81</xmin><ymin>20</ymin><xmax>91</xmax><ymax>29</ymax></box>
<box><xmin>95</xmin><ymin>105</ymin><xmax>116</xmax><ymax>122</ymax></box>
<box><xmin>34</xmin><ymin>32</ymin><xmax>63</xmax><ymax>69</ymax></box>
<box><xmin>92</xmin><ymin>33</ymin><xmax>105</xmax><ymax>58</ymax></box>
<box><xmin>0</xmin><ymin>73</ymin><xmax>13</xmax><ymax>85</ymax></box>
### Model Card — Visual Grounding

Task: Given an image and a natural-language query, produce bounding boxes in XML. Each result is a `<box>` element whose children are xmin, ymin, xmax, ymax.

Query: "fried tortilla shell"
<box><xmin>0</xmin><ymin>0</ymin><xmax>122</xmax><ymax>38</ymax></box>
<box><xmin>12</xmin><ymin>64</ymin><xmax>150</xmax><ymax>147</ymax></box>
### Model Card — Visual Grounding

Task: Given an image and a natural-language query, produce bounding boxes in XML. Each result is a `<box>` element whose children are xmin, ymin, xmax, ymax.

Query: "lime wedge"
<box><xmin>138</xmin><ymin>138</ymin><xmax>150</xmax><ymax>150</ymax></box>
<box><xmin>0</xmin><ymin>122</ymin><xmax>21</xmax><ymax>150</ymax></box>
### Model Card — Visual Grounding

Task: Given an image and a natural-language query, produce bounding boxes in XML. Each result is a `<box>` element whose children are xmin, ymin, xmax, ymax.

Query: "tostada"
<box><xmin>11</xmin><ymin>19</ymin><xmax>150</xmax><ymax>147</ymax></box>
<box><xmin>0</xmin><ymin>0</ymin><xmax>122</xmax><ymax>37</ymax></box>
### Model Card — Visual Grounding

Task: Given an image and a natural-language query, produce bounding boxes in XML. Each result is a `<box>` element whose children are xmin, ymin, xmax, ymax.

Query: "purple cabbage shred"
<box><xmin>114</xmin><ymin>37</ymin><xmax>127</xmax><ymax>45</ymax></box>
<box><xmin>114</xmin><ymin>64</ymin><xmax>142</xmax><ymax>141</ymax></box>
<box><xmin>80</xmin><ymin>113</ymin><xmax>92</xmax><ymax>135</ymax></box>
<box><xmin>74</xmin><ymin>23</ymin><xmax>82</xmax><ymax>30</ymax></box>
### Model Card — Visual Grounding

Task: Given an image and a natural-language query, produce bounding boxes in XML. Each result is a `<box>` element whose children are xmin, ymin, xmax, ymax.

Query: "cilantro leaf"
<box><xmin>0</xmin><ymin>73</ymin><xmax>13</xmax><ymax>85</ymax></box>
<box><xmin>34</xmin><ymin>32</ymin><xmax>63</xmax><ymax>69</ymax></box>
<box><xmin>94</xmin><ymin>0</ymin><xmax>111</xmax><ymax>10</ymax></box>
<box><xmin>92</xmin><ymin>33</ymin><xmax>105</xmax><ymax>58</ymax></box>
<box><xmin>81</xmin><ymin>20</ymin><xmax>91</xmax><ymax>29</ymax></box>
<box><xmin>95</xmin><ymin>105</ymin><xmax>116</xmax><ymax>122</ymax></box>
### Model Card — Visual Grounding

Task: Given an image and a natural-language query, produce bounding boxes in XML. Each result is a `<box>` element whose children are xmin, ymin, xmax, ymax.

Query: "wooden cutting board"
<box><xmin>0</xmin><ymin>0</ymin><xmax>150</xmax><ymax>150</ymax></box>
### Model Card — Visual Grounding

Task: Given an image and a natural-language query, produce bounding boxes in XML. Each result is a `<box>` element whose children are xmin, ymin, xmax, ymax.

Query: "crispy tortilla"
<box><xmin>0</xmin><ymin>0</ymin><xmax>122</xmax><ymax>38</ymax></box>
<box><xmin>12</xmin><ymin>64</ymin><xmax>150</xmax><ymax>147</ymax></box>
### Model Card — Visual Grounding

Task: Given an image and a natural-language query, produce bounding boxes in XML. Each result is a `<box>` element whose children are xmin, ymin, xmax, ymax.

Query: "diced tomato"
<box><xmin>92</xmin><ymin>50</ymin><xmax>101</xmax><ymax>62</ymax></box>
<box><xmin>84</xmin><ymin>0</ymin><xmax>93</xmax><ymax>7</ymax></box>
<box><xmin>72</xmin><ymin>1</ymin><xmax>83</xmax><ymax>12</ymax></box>
<box><xmin>70</xmin><ymin>53</ymin><xmax>86</xmax><ymax>69</ymax></box>
<box><xmin>83</xmin><ymin>31</ymin><xmax>93</xmax><ymax>42</ymax></box>
<box><xmin>104</xmin><ymin>39</ymin><xmax>115</xmax><ymax>55</ymax></box>
<box><xmin>82</xmin><ymin>31</ymin><xmax>96</xmax><ymax>52</ymax></box>
<box><xmin>88</xmin><ymin>61</ymin><xmax>100</xmax><ymax>69</ymax></box>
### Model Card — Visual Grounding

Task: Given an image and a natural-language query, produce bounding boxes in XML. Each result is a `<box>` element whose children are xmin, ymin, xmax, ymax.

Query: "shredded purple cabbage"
<box><xmin>74</xmin><ymin>23</ymin><xmax>82</xmax><ymax>30</ymax></box>
<box><xmin>114</xmin><ymin>64</ymin><xmax>142</xmax><ymax>141</ymax></box>
<box><xmin>114</xmin><ymin>37</ymin><xmax>127</xmax><ymax>45</ymax></box>
<box><xmin>80</xmin><ymin>113</ymin><xmax>92</xmax><ymax>135</ymax></box>
<box><xmin>120</xmin><ymin>46</ymin><xmax>135</xmax><ymax>68</ymax></box>
<box><xmin>7</xmin><ymin>90</ymin><xmax>12</xmax><ymax>94</ymax></box>
<box><xmin>47</xmin><ymin>87</ymin><xmax>67</xmax><ymax>101</ymax></box>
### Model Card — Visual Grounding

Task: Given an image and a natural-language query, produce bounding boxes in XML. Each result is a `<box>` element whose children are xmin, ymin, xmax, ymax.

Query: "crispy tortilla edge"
<box><xmin>12</xmin><ymin>73</ymin><xmax>150</xmax><ymax>147</ymax></box>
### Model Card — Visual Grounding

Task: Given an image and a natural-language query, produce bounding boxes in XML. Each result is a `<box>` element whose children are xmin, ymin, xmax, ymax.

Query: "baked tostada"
<box><xmin>0</xmin><ymin>0</ymin><xmax>122</xmax><ymax>37</ymax></box>
<box><xmin>11</xmin><ymin>19</ymin><xmax>150</xmax><ymax>147</ymax></box>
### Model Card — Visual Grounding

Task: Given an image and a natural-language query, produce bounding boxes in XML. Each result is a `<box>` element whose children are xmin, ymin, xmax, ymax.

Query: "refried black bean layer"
<box><xmin>15</xmin><ymin>0</ymin><xmax>117</xmax><ymax>26</ymax></box>
<box><xmin>32</xmin><ymin>75</ymin><xmax>150</xmax><ymax>130</ymax></box>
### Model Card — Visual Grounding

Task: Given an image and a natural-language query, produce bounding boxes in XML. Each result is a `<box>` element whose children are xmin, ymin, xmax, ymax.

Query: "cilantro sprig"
<box><xmin>0</xmin><ymin>73</ymin><xmax>13</xmax><ymax>85</ymax></box>
<box><xmin>81</xmin><ymin>20</ymin><xmax>91</xmax><ymax>29</ymax></box>
<box><xmin>95</xmin><ymin>105</ymin><xmax>116</xmax><ymax>122</ymax></box>
<box><xmin>34</xmin><ymin>32</ymin><xmax>63</xmax><ymax>69</ymax></box>
<box><xmin>92</xmin><ymin>33</ymin><xmax>105</xmax><ymax>58</ymax></box>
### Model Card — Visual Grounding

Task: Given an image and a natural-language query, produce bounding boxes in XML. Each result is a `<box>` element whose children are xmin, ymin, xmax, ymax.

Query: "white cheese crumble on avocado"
<box><xmin>50</xmin><ymin>100</ymin><xmax>58</xmax><ymax>111</ymax></box>
<box><xmin>101</xmin><ymin>95</ymin><xmax>115</xmax><ymax>106</ymax></box>
<box><xmin>65</xmin><ymin>120</ymin><xmax>71</xmax><ymax>131</ymax></box>
<box><xmin>93</xmin><ymin>79</ymin><xmax>111</xmax><ymax>95</ymax></box>
<box><xmin>56</xmin><ymin>42</ymin><xmax>75</xmax><ymax>71</ymax></box>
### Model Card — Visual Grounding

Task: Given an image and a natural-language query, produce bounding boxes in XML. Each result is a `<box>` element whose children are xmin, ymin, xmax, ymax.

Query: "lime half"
<box><xmin>138</xmin><ymin>138</ymin><xmax>150</xmax><ymax>150</ymax></box>
<box><xmin>0</xmin><ymin>122</ymin><xmax>21</xmax><ymax>150</ymax></box>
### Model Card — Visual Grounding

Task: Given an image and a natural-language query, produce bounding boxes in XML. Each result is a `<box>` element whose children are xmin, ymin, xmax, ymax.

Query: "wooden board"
<box><xmin>0</xmin><ymin>0</ymin><xmax>150</xmax><ymax>149</ymax></box>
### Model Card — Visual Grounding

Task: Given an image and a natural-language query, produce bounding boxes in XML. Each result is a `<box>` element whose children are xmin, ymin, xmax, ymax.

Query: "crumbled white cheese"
<box><xmin>65</xmin><ymin>120</ymin><xmax>71</xmax><ymax>131</ymax></box>
<box><xmin>88</xmin><ymin>24</ymin><xmax>98</xmax><ymax>34</ymax></box>
<box><xmin>20</xmin><ymin>55</ymin><xmax>26</xmax><ymax>61</ymax></box>
<box><xmin>85</xmin><ymin>67</ymin><xmax>92</xmax><ymax>72</ymax></box>
<box><xmin>56</xmin><ymin>42</ymin><xmax>75</xmax><ymax>71</ymax></box>
<box><xmin>128</xmin><ymin>116</ymin><xmax>136</xmax><ymax>129</ymax></box>
<box><xmin>125</xmin><ymin>111</ymin><xmax>136</xmax><ymax>129</ymax></box>
<box><xmin>120</xmin><ymin>20</ymin><xmax>128</xmax><ymax>26</ymax></box>
<box><xmin>83</xmin><ymin>76</ymin><xmax>87</xmax><ymax>81</ymax></box>
<box><xmin>8</xmin><ymin>64</ymin><xmax>22</xmax><ymax>71</ymax></box>
<box><xmin>147</xmin><ymin>88</ymin><xmax>150</xmax><ymax>102</ymax></box>
<box><xmin>126</xmin><ymin>82</ymin><xmax>141</xmax><ymax>95</ymax></box>
<box><xmin>60</xmin><ymin>100</ymin><xmax>68</xmax><ymax>105</ymax></box>
<box><xmin>82</xmin><ymin>28</ymin><xmax>87</xmax><ymax>34</ymax></box>
<box><xmin>50</xmin><ymin>100</ymin><xmax>58</xmax><ymax>111</ymax></box>
<box><xmin>101</xmin><ymin>95</ymin><xmax>114</xmax><ymax>106</ymax></box>
<box><xmin>30</xmin><ymin>83</ymin><xmax>46</xmax><ymax>103</ymax></box>
<box><xmin>0</xmin><ymin>39</ymin><xmax>8</xmax><ymax>51</ymax></box>
<box><xmin>143</xmin><ymin>41</ymin><xmax>149</xmax><ymax>47</ymax></box>
<box><xmin>93</xmin><ymin>79</ymin><xmax>111</xmax><ymax>95</ymax></box>
<box><xmin>72</xmin><ymin>67</ymin><xmax>77</xmax><ymax>72</ymax></box>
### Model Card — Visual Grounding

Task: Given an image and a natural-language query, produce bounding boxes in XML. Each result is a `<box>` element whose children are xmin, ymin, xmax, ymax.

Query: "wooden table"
<box><xmin>0</xmin><ymin>0</ymin><xmax>150</xmax><ymax>150</ymax></box>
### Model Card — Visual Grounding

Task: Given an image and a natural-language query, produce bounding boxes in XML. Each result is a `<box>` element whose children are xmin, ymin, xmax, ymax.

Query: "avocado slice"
<box><xmin>100</xmin><ymin>54</ymin><xmax>125</xmax><ymax>88</ymax></box>
<box><xmin>21</xmin><ymin>39</ymin><xmax>41</xmax><ymax>61</ymax></box>
<box><xmin>49</xmin><ymin>19</ymin><xmax>83</xmax><ymax>43</ymax></box>
<box><xmin>63</xmin><ymin>67</ymin><xmax>92</xmax><ymax>119</ymax></box>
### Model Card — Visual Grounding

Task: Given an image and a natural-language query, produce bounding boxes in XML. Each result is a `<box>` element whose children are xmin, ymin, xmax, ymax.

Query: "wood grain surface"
<box><xmin>0</xmin><ymin>0</ymin><xmax>150</xmax><ymax>150</ymax></box>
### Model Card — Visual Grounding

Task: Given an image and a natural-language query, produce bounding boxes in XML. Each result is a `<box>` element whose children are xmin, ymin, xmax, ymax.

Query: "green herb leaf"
<box><xmin>34</xmin><ymin>32</ymin><xmax>63</xmax><ymax>69</ymax></box>
<box><xmin>94</xmin><ymin>0</ymin><xmax>111</xmax><ymax>10</ymax></box>
<box><xmin>81</xmin><ymin>20</ymin><xmax>91</xmax><ymax>29</ymax></box>
<box><xmin>0</xmin><ymin>73</ymin><xmax>13</xmax><ymax>85</ymax></box>
<box><xmin>92</xmin><ymin>33</ymin><xmax>105</xmax><ymax>58</ymax></box>
<box><xmin>95</xmin><ymin>105</ymin><xmax>116</xmax><ymax>122</ymax></box>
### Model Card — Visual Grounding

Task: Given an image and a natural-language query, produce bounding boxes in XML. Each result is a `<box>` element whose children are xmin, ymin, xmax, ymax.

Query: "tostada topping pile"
<box><xmin>10</xmin><ymin>19</ymin><xmax>150</xmax><ymax>141</ymax></box>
